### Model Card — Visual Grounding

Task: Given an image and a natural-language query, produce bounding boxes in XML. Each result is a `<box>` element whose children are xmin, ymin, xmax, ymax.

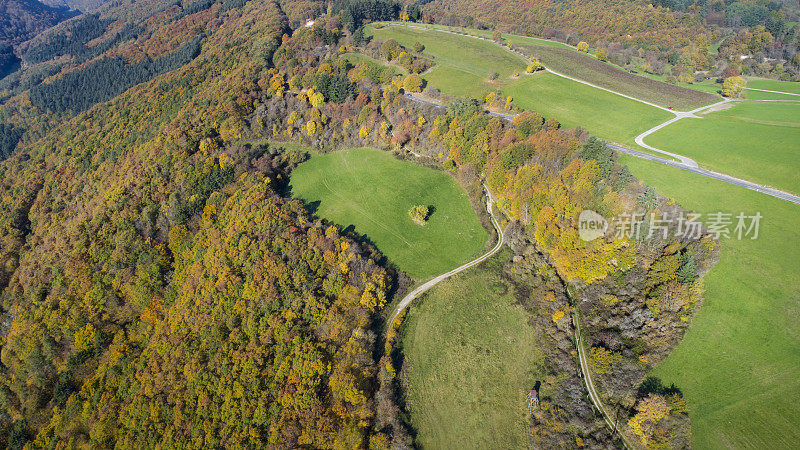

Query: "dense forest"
<box><xmin>29</xmin><ymin>35</ymin><xmax>202</xmax><ymax>112</ymax></box>
<box><xmin>0</xmin><ymin>0</ymin><xmax>720</xmax><ymax>447</ymax></box>
<box><xmin>0</xmin><ymin>0</ymin><xmax>77</xmax><ymax>48</ymax></box>
<box><xmin>39</xmin><ymin>0</ymin><xmax>111</xmax><ymax>11</ymax></box>
<box><xmin>0</xmin><ymin>0</ymin><xmax>79</xmax><ymax>79</ymax></box>
<box><xmin>0</xmin><ymin>1</ymin><xmax>406</xmax><ymax>447</ymax></box>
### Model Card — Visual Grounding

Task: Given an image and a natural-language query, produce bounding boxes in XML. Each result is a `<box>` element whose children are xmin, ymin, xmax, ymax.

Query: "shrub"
<box><xmin>403</xmin><ymin>73</ymin><xmax>423</xmax><ymax>92</ymax></box>
<box><xmin>526</xmin><ymin>58</ymin><xmax>544</xmax><ymax>72</ymax></box>
<box><xmin>408</xmin><ymin>205</ymin><xmax>429</xmax><ymax>225</ymax></box>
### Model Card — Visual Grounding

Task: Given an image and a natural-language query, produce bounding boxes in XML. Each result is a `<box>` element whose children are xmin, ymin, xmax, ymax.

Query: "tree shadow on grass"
<box><xmin>636</xmin><ymin>376</ymin><xmax>683</xmax><ymax>399</ymax></box>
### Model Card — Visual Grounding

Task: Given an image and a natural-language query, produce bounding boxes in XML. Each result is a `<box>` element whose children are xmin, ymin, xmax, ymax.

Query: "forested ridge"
<box><xmin>0</xmin><ymin>1</ymin><xmax>403</xmax><ymax>447</ymax></box>
<box><xmin>0</xmin><ymin>0</ymin><xmax>719</xmax><ymax>447</ymax></box>
<box><xmin>0</xmin><ymin>0</ymin><xmax>78</xmax><ymax>79</ymax></box>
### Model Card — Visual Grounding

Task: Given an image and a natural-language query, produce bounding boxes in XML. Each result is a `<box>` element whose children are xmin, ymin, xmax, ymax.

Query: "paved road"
<box><xmin>632</xmin><ymin>99</ymin><xmax>732</xmax><ymax>168</ymax></box>
<box><xmin>402</xmin><ymin>92</ymin><xmax>800</xmax><ymax>204</ymax></box>
<box><xmin>387</xmin><ymin>186</ymin><xmax>504</xmax><ymax>326</ymax></box>
<box><xmin>607</xmin><ymin>143</ymin><xmax>800</xmax><ymax>204</ymax></box>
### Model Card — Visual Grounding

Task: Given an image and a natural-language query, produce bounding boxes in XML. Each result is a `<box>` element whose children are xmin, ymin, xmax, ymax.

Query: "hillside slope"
<box><xmin>39</xmin><ymin>0</ymin><xmax>111</xmax><ymax>12</ymax></box>
<box><xmin>0</xmin><ymin>0</ymin><xmax>77</xmax><ymax>47</ymax></box>
<box><xmin>423</xmin><ymin>0</ymin><xmax>708</xmax><ymax>49</ymax></box>
<box><xmin>0</xmin><ymin>1</ymin><xmax>406</xmax><ymax>447</ymax></box>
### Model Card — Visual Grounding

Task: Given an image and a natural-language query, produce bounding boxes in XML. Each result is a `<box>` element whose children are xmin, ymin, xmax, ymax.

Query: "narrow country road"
<box><xmin>386</xmin><ymin>186</ymin><xmax>504</xmax><ymax>326</ymax></box>
<box><xmin>633</xmin><ymin>99</ymin><xmax>732</xmax><ymax>168</ymax></box>
<box><xmin>388</xmin><ymin>22</ymin><xmax>800</xmax><ymax>205</ymax></box>
<box><xmin>402</xmin><ymin>92</ymin><xmax>800</xmax><ymax>204</ymax></box>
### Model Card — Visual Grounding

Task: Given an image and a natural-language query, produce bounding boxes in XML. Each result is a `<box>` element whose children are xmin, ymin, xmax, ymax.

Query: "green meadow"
<box><xmin>370</xmin><ymin>24</ymin><xmax>672</xmax><ymax>144</ymax></box>
<box><xmin>621</xmin><ymin>154</ymin><xmax>800</xmax><ymax>449</ymax></box>
<box><xmin>504</xmin><ymin>72</ymin><xmax>672</xmax><ymax>144</ymax></box>
<box><xmin>511</xmin><ymin>42</ymin><xmax>718</xmax><ymax>110</ymax></box>
<box><xmin>746</xmin><ymin>78</ymin><xmax>800</xmax><ymax>94</ymax></box>
<box><xmin>401</xmin><ymin>256</ymin><xmax>543</xmax><ymax>449</ymax></box>
<box><xmin>646</xmin><ymin>101</ymin><xmax>800</xmax><ymax>194</ymax></box>
<box><xmin>290</xmin><ymin>148</ymin><xmax>488</xmax><ymax>278</ymax></box>
<box><xmin>366</xmin><ymin>23</ymin><xmax>800</xmax><ymax>448</ymax></box>
<box><xmin>370</xmin><ymin>24</ymin><xmax>528</xmax><ymax>98</ymax></box>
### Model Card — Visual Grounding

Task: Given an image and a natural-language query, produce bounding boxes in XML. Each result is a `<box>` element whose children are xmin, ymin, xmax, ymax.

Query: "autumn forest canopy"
<box><xmin>0</xmin><ymin>0</ymin><xmax>745</xmax><ymax>447</ymax></box>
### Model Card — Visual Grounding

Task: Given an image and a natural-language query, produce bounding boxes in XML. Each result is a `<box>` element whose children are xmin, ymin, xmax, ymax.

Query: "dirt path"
<box><xmin>387</xmin><ymin>185</ymin><xmax>504</xmax><ymax>326</ymax></box>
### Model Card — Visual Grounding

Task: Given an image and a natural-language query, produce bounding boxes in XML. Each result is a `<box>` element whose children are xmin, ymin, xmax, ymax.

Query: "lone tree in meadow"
<box><xmin>409</xmin><ymin>205</ymin><xmax>430</xmax><ymax>225</ymax></box>
<box><xmin>526</xmin><ymin>58</ymin><xmax>544</xmax><ymax>72</ymax></box>
<box><xmin>721</xmin><ymin>76</ymin><xmax>745</xmax><ymax>98</ymax></box>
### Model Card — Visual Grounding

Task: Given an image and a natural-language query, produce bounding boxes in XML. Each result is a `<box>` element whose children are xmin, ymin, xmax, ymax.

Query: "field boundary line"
<box><xmin>744</xmin><ymin>87</ymin><xmax>800</xmax><ymax>97</ymax></box>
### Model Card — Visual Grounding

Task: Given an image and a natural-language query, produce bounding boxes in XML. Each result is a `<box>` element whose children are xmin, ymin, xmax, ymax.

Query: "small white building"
<box><xmin>305</xmin><ymin>19</ymin><xmax>315</xmax><ymax>28</ymax></box>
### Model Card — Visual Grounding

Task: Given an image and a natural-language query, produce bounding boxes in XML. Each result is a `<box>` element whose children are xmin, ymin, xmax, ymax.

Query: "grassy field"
<box><xmin>290</xmin><ymin>148</ymin><xmax>488</xmax><ymax>278</ymax></box>
<box><xmin>361</xmin><ymin>25</ymin><xmax>800</xmax><ymax>446</ymax></box>
<box><xmin>369</xmin><ymin>24</ymin><xmax>527</xmax><ymax>98</ymax></box>
<box><xmin>401</xmin><ymin>254</ymin><xmax>543</xmax><ymax>449</ymax></box>
<box><xmin>504</xmin><ymin>72</ymin><xmax>672</xmax><ymax>144</ymax></box>
<box><xmin>620</xmin><ymin>154</ymin><xmax>800</xmax><ymax>449</ymax></box>
<box><xmin>375</xmin><ymin>22</ymin><xmax>719</xmax><ymax>110</ymax></box>
<box><xmin>746</xmin><ymin>78</ymin><xmax>800</xmax><ymax>94</ymax></box>
<box><xmin>340</xmin><ymin>52</ymin><xmax>405</xmax><ymax>76</ymax></box>
<box><xmin>370</xmin><ymin>24</ymin><xmax>672</xmax><ymax>145</ymax></box>
<box><xmin>514</xmin><ymin>43</ymin><xmax>718</xmax><ymax>110</ymax></box>
<box><xmin>743</xmin><ymin>90</ymin><xmax>800</xmax><ymax>100</ymax></box>
<box><xmin>645</xmin><ymin>101</ymin><xmax>800</xmax><ymax>194</ymax></box>
<box><xmin>368</xmin><ymin>19</ymin><xmax>800</xmax><ymax>448</ymax></box>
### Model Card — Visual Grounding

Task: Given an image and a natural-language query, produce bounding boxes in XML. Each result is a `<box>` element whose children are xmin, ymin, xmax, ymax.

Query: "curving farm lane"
<box><xmin>386</xmin><ymin>186</ymin><xmax>504</xmax><ymax>326</ymax></box>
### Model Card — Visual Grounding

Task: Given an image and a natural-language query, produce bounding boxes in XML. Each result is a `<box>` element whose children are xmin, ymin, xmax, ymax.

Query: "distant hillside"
<box><xmin>421</xmin><ymin>0</ymin><xmax>708</xmax><ymax>49</ymax></box>
<box><xmin>0</xmin><ymin>0</ymin><xmax>78</xmax><ymax>47</ymax></box>
<box><xmin>420</xmin><ymin>0</ymin><xmax>800</xmax><ymax>80</ymax></box>
<box><xmin>0</xmin><ymin>0</ymin><xmax>78</xmax><ymax>79</ymax></box>
<box><xmin>39</xmin><ymin>0</ymin><xmax>112</xmax><ymax>12</ymax></box>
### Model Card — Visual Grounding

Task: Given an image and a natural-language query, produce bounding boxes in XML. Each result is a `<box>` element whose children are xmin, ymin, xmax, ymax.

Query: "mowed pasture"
<box><xmin>401</xmin><ymin>256</ymin><xmax>543</xmax><ymax>449</ymax></box>
<box><xmin>504</xmin><ymin>72</ymin><xmax>672</xmax><ymax>145</ymax></box>
<box><xmin>369</xmin><ymin>24</ymin><xmax>528</xmax><ymax>98</ymax></box>
<box><xmin>746</xmin><ymin>78</ymin><xmax>800</xmax><ymax>94</ymax></box>
<box><xmin>371</xmin><ymin>24</ymin><xmax>672</xmax><ymax>145</ymax></box>
<box><xmin>646</xmin><ymin>101</ymin><xmax>800</xmax><ymax>194</ymax></box>
<box><xmin>620</xmin><ymin>154</ymin><xmax>800</xmax><ymax>450</ymax></box>
<box><xmin>376</xmin><ymin>22</ymin><xmax>719</xmax><ymax>110</ymax></box>
<box><xmin>514</xmin><ymin>43</ymin><xmax>719</xmax><ymax>110</ymax></box>
<box><xmin>290</xmin><ymin>148</ymin><xmax>488</xmax><ymax>278</ymax></box>
<box><xmin>744</xmin><ymin>78</ymin><xmax>800</xmax><ymax>100</ymax></box>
